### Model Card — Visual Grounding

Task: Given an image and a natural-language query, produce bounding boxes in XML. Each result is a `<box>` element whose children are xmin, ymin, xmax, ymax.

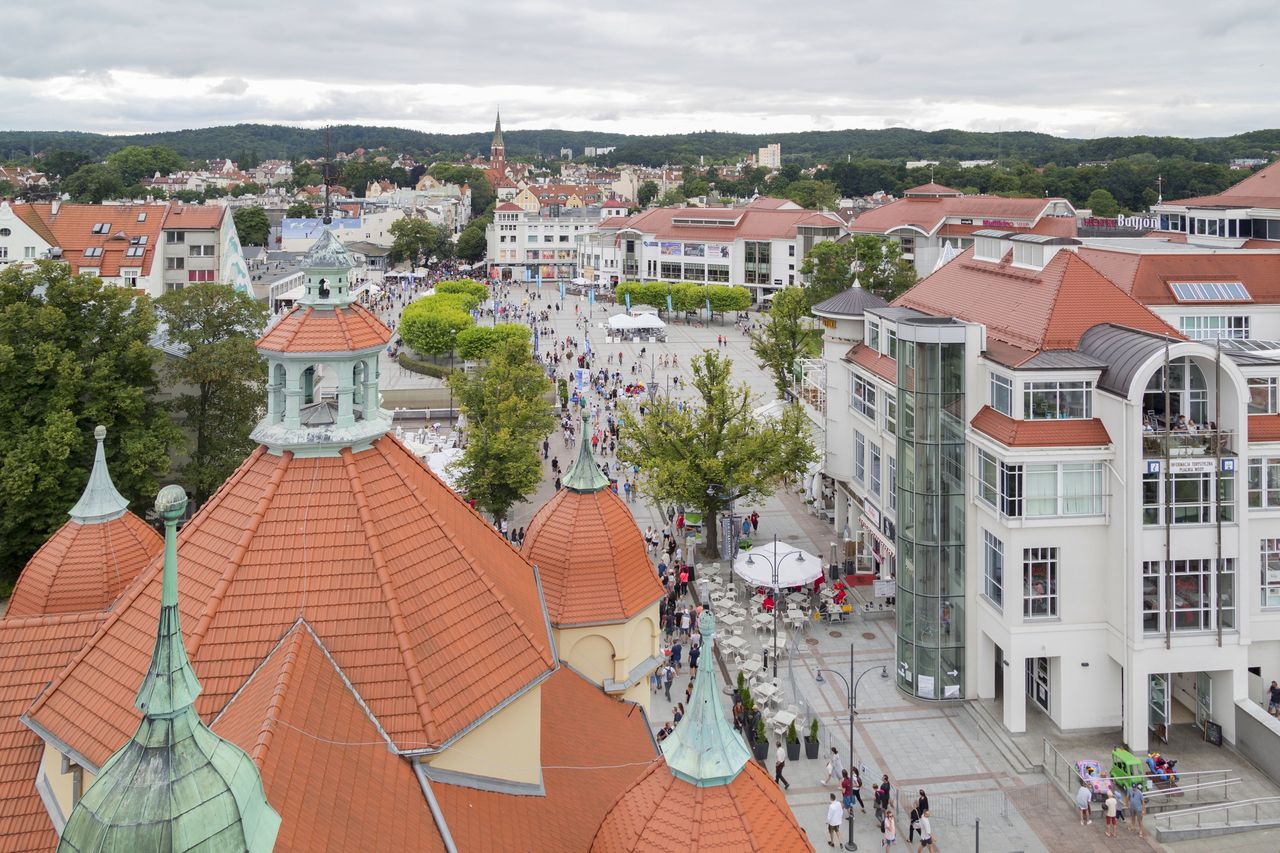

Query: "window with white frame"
<box><xmin>979</xmin><ymin>457</ymin><xmax>1103</xmax><ymax>518</ymax></box>
<box><xmin>1179</xmin><ymin>315</ymin><xmax>1249</xmax><ymax>341</ymax></box>
<box><xmin>867</xmin><ymin>320</ymin><xmax>881</xmax><ymax>351</ymax></box>
<box><xmin>1264</xmin><ymin>539</ymin><xmax>1280</xmax><ymax>607</ymax></box>
<box><xmin>854</xmin><ymin>432</ymin><xmax>865</xmax><ymax>483</ymax></box>
<box><xmin>886</xmin><ymin>328</ymin><xmax>898</xmax><ymax>360</ymax></box>
<box><xmin>1142</xmin><ymin>558</ymin><xmax>1235</xmax><ymax>633</ymax></box>
<box><xmin>884</xmin><ymin>394</ymin><xmax>897</xmax><ymax>434</ymax></box>
<box><xmin>1143</xmin><ymin>468</ymin><xmax>1234</xmax><ymax>524</ymax></box>
<box><xmin>1023</xmin><ymin>548</ymin><xmax>1058</xmax><ymax>618</ymax></box>
<box><xmin>851</xmin><ymin>373</ymin><xmax>877</xmax><ymax>420</ymax></box>
<box><xmin>990</xmin><ymin>373</ymin><xmax>1013</xmax><ymax>416</ymax></box>
<box><xmin>888</xmin><ymin>456</ymin><xmax>897</xmax><ymax>511</ymax></box>
<box><xmin>1248</xmin><ymin>457</ymin><xmax>1280</xmax><ymax>508</ymax></box>
<box><xmin>870</xmin><ymin>444</ymin><xmax>881</xmax><ymax>498</ymax></box>
<box><xmin>1248</xmin><ymin>377</ymin><xmax>1278</xmax><ymax>414</ymax></box>
<box><xmin>1024</xmin><ymin>380</ymin><xmax>1092</xmax><ymax>419</ymax></box>
<box><xmin>983</xmin><ymin>531</ymin><xmax>1004</xmax><ymax>608</ymax></box>
<box><xmin>977</xmin><ymin>449</ymin><xmax>998</xmax><ymax>508</ymax></box>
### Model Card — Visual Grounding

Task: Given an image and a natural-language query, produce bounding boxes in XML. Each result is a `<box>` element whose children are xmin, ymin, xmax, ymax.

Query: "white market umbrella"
<box><xmin>733</xmin><ymin>540</ymin><xmax>822</xmax><ymax>589</ymax></box>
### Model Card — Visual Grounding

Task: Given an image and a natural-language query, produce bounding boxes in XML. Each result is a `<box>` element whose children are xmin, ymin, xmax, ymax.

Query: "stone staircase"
<box><xmin>960</xmin><ymin>700</ymin><xmax>1042</xmax><ymax>776</ymax></box>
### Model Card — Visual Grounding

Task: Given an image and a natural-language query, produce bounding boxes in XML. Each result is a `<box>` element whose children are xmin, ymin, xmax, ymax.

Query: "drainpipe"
<box><xmin>1163</xmin><ymin>340</ymin><xmax>1173</xmax><ymax>651</ymax></box>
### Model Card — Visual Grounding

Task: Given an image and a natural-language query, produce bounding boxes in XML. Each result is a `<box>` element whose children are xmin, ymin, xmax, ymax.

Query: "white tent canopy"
<box><xmin>608</xmin><ymin>312</ymin><xmax>666</xmax><ymax>331</ymax></box>
<box><xmin>733</xmin><ymin>540</ymin><xmax>822</xmax><ymax>589</ymax></box>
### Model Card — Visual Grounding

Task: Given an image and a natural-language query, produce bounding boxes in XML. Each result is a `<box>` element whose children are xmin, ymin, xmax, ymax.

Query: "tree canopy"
<box><xmin>232</xmin><ymin>205</ymin><xmax>270</xmax><ymax>246</ymax></box>
<box><xmin>0</xmin><ymin>263</ymin><xmax>179</xmax><ymax>580</ymax></box>
<box><xmin>399</xmin><ymin>291</ymin><xmax>477</xmax><ymax>356</ymax></box>
<box><xmin>106</xmin><ymin>145</ymin><xmax>186</xmax><ymax>186</ymax></box>
<box><xmin>389</xmin><ymin>217</ymin><xmax>454</xmax><ymax>268</ymax></box>
<box><xmin>617</xmin><ymin>350</ymin><xmax>817</xmax><ymax>556</ymax></box>
<box><xmin>799</xmin><ymin>236</ymin><xmax>916</xmax><ymax>307</ymax></box>
<box><xmin>285</xmin><ymin>201</ymin><xmax>315</xmax><ymax>218</ymax></box>
<box><xmin>750</xmin><ymin>287</ymin><xmax>817</xmax><ymax>398</ymax></box>
<box><xmin>154</xmin><ymin>284</ymin><xmax>267</xmax><ymax>506</ymax></box>
<box><xmin>448</xmin><ymin>337</ymin><xmax>554</xmax><ymax>522</ymax></box>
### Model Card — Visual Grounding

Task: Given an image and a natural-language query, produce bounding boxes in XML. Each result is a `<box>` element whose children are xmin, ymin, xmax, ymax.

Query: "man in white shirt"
<box><xmin>774</xmin><ymin>740</ymin><xmax>790</xmax><ymax>789</ymax></box>
<box><xmin>826</xmin><ymin>793</ymin><xmax>843</xmax><ymax>847</ymax></box>
<box><xmin>916</xmin><ymin>809</ymin><xmax>936</xmax><ymax>851</ymax></box>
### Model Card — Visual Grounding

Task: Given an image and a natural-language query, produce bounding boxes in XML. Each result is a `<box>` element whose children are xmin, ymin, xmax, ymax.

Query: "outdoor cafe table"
<box><xmin>752</xmin><ymin>612</ymin><xmax>774</xmax><ymax>630</ymax></box>
<box><xmin>720</xmin><ymin>634</ymin><xmax>748</xmax><ymax>657</ymax></box>
<box><xmin>754</xmin><ymin>683</ymin><xmax>780</xmax><ymax>705</ymax></box>
<box><xmin>772</xmin><ymin>708</ymin><xmax>797</xmax><ymax>730</ymax></box>
<box><xmin>719</xmin><ymin>613</ymin><xmax>745</xmax><ymax>629</ymax></box>
<box><xmin>786</xmin><ymin>592</ymin><xmax>809</xmax><ymax>606</ymax></box>
<box><xmin>740</xmin><ymin>659</ymin><xmax>764</xmax><ymax>680</ymax></box>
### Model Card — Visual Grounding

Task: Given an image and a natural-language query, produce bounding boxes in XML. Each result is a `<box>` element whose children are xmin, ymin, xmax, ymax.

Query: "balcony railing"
<box><xmin>1143</xmin><ymin>429</ymin><xmax>1235</xmax><ymax>459</ymax></box>
<box><xmin>793</xmin><ymin>359</ymin><xmax>825</xmax><ymax>416</ymax></box>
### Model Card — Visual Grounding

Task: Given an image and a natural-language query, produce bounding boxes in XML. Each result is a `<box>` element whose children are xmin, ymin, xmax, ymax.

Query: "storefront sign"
<box><xmin>862</xmin><ymin>504</ymin><xmax>881</xmax><ymax>528</ymax></box>
<box><xmin>1168</xmin><ymin>458</ymin><xmax>1216</xmax><ymax>474</ymax></box>
<box><xmin>1079</xmin><ymin>214</ymin><xmax>1160</xmax><ymax>230</ymax></box>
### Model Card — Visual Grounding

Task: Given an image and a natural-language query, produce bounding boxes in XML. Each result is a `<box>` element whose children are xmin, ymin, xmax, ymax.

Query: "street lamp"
<box><xmin>744</xmin><ymin>534</ymin><xmax>807</xmax><ymax>678</ymax></box>
<box><xmin>816</xmin><ymin>648</ymin><xmax>889</xmax><ymax>852</ymax></box>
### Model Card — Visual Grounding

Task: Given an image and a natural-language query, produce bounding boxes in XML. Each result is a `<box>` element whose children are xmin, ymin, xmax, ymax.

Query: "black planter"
<box><xmin>752</xmin><ymin>740</ymin><xmax>769</xmax><ymax>762</ymax></box>
<box><xmin>804</xmin><ymin>736</ymin><xmax>820</xmax><ymax>759</ymax></box>
<box><xmin>786</xmin><ymin>740</ymin><xmax>801</xmax><ymax>761</ymax></box>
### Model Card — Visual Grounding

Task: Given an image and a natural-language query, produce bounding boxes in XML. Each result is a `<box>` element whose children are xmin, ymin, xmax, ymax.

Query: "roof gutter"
<box><xmin>413</xmin><ymin>763</ymin><xmax>459</xmax><ymax>853</ymax></box>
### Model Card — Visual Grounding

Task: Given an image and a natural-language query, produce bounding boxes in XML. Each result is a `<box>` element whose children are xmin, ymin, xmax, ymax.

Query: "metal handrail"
<box><xmin>1151</xmin><ymin>795</ymin><xmax>1280</xmax><ymax>829</ymax></box>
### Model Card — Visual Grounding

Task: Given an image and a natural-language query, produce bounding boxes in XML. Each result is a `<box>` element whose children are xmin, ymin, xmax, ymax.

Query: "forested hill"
<box><xmin>0</xmin><ymin>123</ymin><xmax>1277</xmax><ymax>168</ymax></box>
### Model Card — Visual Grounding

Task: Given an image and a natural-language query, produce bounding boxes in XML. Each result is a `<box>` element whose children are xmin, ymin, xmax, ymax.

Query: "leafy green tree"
<box><xmin>448</xmin><ymin>338</ymin><xmax>554</xmax><ymax>522</ymax></box>
<box><xmin>291</xmin><ymin>162</ymin><xmax>321</xmax><ymax>188</ymax></box>
<box><xmin>0</xmin><ymin>263</ymin><xmax>178</xmax><ymax>579</ymax></box>
<box><xmin>618</xmin><ymin>350</ymin><xmax>817</xmax><ymax>557</ymax></box>
<box><xmin>229</xmin><ymin>181</ymin><xmax>263</xmax><ymax>198</ymax></box>
<box><xmin>0</xmin><ymin>180</ymin><xmax>16</xmax><ymax>199</ymax></box>
<box><xmin>784</xmin><ymin>179</ymin><xmax>839</xmax><ymax>210</ymax></box>
<box><xmin>63</xmin><ymin>164</ymin><xmax>125</xmax><ymax>203</ymax></box>
<box><xmin>456</xmin><ymin>215</ymin><xmax>491</xmax><ymax>263</ymax></box>
<box><xmin>436</xmin><ymin>279</ymin><xmax>489</xmax><ymax>303</ymax></box>
<box><xmin>750</xmin><ymin>287</ymin><xmax>814</xmax><ymax>398</ymax></box>
<box><xmin>455</xmin><ymin>324</ymin><xmax>530</xmax><ymax>360</ymax></box>
<box><xmin>1085</xmin><ymin>188</ymin><xmax>1121</xmax><ymax>217</ymax></box>
<box><xmin>400</xmin><ymin>295</ymin><xmax>474</xmax><ymax>356</ymax></box>
<box><xmin>233</xmin><ymin>205</ymin><xmax>270</xmax><ymax>246</ymax></box>
<box><xmin>637</xmin><ymin>180</ymin><xmax>659</xmax><ymax>207</ymax></box>
<box><xmin>389</xmin><ymin>217</ymin><xmax>453</xmax><ymax>268</ymax></box>
<box><xmin>154</xmin><ymin>284</ymin><xmax>267</xmax><ymax>505</ymax></box>
<box><xmin>172</xmin><ymin>189</ymin><xmax>203</xmax><ymax>203</ymax></box>
<box><xmin>40</xmin><ymin>150</ymin><xmax>93</xmax><ymax>180</ymax></box>
<box><xmin>202</xmin><ymin>186</ymin><xmax>228</xmax><ymax>201</ymax></box>
<box><xmin>799</xmin><ymin>236</ymin><xmax>915</xmax><ymax>306</ymax></box>
<box><xmin>106</xmin><ymin>145</ymin><xmax>185</xmax><ymax>185</ymax></box>
<box><xmin>657</xmin><ymin>188</ymin><xmax>686</xmax><ymax>207</ymax></box>
<box><xmin>285</xmin><ymin>201</ymin><xmax>315</xmax><ymax>218</ymax></box>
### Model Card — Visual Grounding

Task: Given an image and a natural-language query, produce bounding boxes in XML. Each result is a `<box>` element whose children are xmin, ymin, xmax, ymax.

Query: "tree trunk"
<box><xmin>701</xmin><ymin>499</ymin><xmax>719</xmax><ymax>560</ymax></box>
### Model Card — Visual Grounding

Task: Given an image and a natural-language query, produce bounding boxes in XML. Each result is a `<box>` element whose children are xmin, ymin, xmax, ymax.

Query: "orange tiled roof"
<box><xmin>971</xmin><ymin>405</ymin><xmax>1112</xmax><ymax>448</ymax></box>
<box><xmin>937</xmin><ymin>216</ymin><xmax>1077</xmax><ymax>239</ymax></box>
<box><xmin>590</xmin><ymin>758</ymin><xmax>812</xmax><ymax>852</ymax></box>
<box><xmin>1249</xmin><ymin>414</ymin><xmax>1280</xmax><ymax>443</ymax></box>
<box><xmin>894</xmin><ymin>247</ymin><xmax>1179</xmax><ymax>353</ymax></box>
<box><xmin>0</xmin><ymin>611</ymin><xmax>105</xmax><ymax>852</ymax></box>
<box><xmin>852</xmin><ymin>196</ymin><xmax>1071</xmax><ymax>237</ymax></box>
<box><xmin>210</xmin><ymin>622</ymin><xmax>446</xmax><ymax>852</ymax></box>
<box><xmin>26</xmin><ymin>436</ymin><xmax>555</xmax><ymax>769</ymax></box>
<box><xmin>6</xmin><ymin>512</ymin><xmax>160</xmax><ymax>619</ymax></box>
<box><xmin>522</xmin><ymin>488</ymin><xmax>663</xmax><ymax>626</ymax></box>
<box><xmin>432</xmin><ymin>667</ymin><xmax>659</xmax><ymax>852</ymax></box>
<box><xmin>1078</xmin><ymin>247</ymin><xmax>1280</xmax><ymax>305</ymax></box>
<box><xmin>844</xmin><ymin>343</ymin><xmax>897</xmax><ymax>384</ymax></box>
<box><xmin>161</xmin><ymin>205</ymin><xmax>225</xmax><ymax>230</ymax></box>
<box><xmin>10</xmin><ymin>204</ymin><xmax>57</xmax><ymax>247</ymax></box>
<box><xmin>903</xmin><ymin>182</ymin><xmax>963</xmax><ymax>196</ymax></box>
<box><xmin>256</xmin><ymin>303</ymin><xmax>392</xmax><ymax>353</ymax></box>
<box><xmin>18</xmin><ymin>203</ymin><xmax>167</xmax><ymax>277</ymax></box>
<box><xmin>1167</xmin><ymin>159</ymin><xmax>1280</xmax><ymax>208</ymax></box>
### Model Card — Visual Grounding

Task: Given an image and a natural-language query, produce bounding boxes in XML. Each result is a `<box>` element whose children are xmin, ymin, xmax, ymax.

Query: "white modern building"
<box><xmin>821</xmin><ymin>227</ymin><xmax>1280</xmax><ymax>753</ymax></box>
<box><xmin>758</xmin><ymin>143</ymin><xmax>782</xmax><ymax>170</ymax></box>
<box><xmin>577</xmin><ymin>198</ymin><xmax>846</xmax><ymax>301</ymax></box>
<box><xmin>486</xmin><ymin>203</ymin><xmax>604</xmax><ymax>283</ymax></box>
<box><xmin>1152</xmin><ymin>158</ymin><xmax>1280</xmax><ymax>248</ymax></box>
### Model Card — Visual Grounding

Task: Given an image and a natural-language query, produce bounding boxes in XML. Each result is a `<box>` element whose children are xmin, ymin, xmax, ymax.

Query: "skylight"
<box><xmin>1169</xmin><ymin>281</ymin><xmax>1250</xmax><ymax>302</ymax></box>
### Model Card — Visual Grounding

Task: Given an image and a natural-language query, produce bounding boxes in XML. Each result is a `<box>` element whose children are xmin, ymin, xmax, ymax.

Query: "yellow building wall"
<box><xmin>39</xmin><ymin>741</ymin><xmax>96</xmax><ymax>826</ymax></box>
<box><xmin>513</xmin><ymin>189</ymin><xmax>540</xmax><ymax>213</ymax></box>
<box><xmin>555</xmin><ymin>600</ymin><xmax>660</xmax><ymax>715</ymax></box>
<box><xmin>424</xmin><ymin>684</ymin><xmax>542</xmax><ymax>786</ymax></box>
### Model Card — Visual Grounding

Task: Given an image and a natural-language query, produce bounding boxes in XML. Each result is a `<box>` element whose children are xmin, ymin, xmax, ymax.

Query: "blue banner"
<box><xmin>559</xmin><ymin>282</ymin><xmax>566</xmax><ymax>300</ymax></box>
<box><xmin>532</xmin><ymin>328</ymin><xmax>540</xmax><ymax>355</ymax></box>
<box><xmin>666</xmin><ymin>293</ymin><xmax>673</xmax><ymax>313</ymax></box>
<box><xmin>706</xmin><ymin>297</ymin><xmax>712</xmax><ymax>316</ymax></box>
<box><xmin>625</xmin><ymin>293</ymin><xmax>631</xmax><ymax>310</ymax></box>
<box><xmin>589</xmin><ymin>288</ymin><xmax>595</xmax><ymax>307</ymax></box>
<box><xmin>536</xmin><ymin>270</ymin><xmax>542</xmax><ymax>288</ymax></box>
<box><xmin>585</xmin><ymin>335</ymin><xmax>592</xmax><ymax>356</ymax></box>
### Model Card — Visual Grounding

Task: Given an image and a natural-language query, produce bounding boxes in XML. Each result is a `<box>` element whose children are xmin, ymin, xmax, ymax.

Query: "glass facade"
<box><xmin>895</xmin><ymin>319</ymin><xmax>966</xmax><ymax>701</ymax></box>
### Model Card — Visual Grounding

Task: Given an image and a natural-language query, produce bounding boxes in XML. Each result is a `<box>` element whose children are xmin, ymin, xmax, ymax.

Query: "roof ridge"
<box><xmin>341</xmin><ymin>445</ymin><xmax>441</xmax><ymax>745</ymax></box>
<box><xmin>187</xmin><ymin>448</ymin><xmax>292</xmax><ymax>659</ymax></box>
<box><xmin>248</xmin><ymin>627</ymin><xmax>306</xmax><ymax>767</ymax></box>
<box><xmin>0</xmin><ymin>609</ymin><xmax>106</xmax><ymax>631</ymax></box>
<box><xmin>383</xmin><ymin>435</ymin><xmax>552</xmax><ymax>666</ymax></box>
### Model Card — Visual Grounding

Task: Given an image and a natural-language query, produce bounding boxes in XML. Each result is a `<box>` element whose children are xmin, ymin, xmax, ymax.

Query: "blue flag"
<box><xmin>536</xmin><ymin>269</ymin><xmax>543</xmax><ymax>288</ymax></box>
<box><xmin>706</xmin><ymin>297</ymin><xmax>712</xmax><ymax>316</ymax></box>
<box><xmin>585</xmin><ymin>335</ymin><xmax>592</xmax><ymax>356</ymax></box>
<box><xmin>533</xmin><ymin>328</ymin><xmax>540</xmax><ymax>355</ymax></box>
<box><xmin>559</xmin><ymin>281</ymin><xmax>566</xmax><ymax>300</ymax></box>
<box><xmin>625</xmin><ymin>292</ymin><xmax>631</xmax><ymax>310</ymax></box>
<box><xmin>589</xmin><ymin>287</ymin><xmax>595</xmax><ymax>307</ymax></box>
<box><xmin>666</xmin><ymin>293</ymin><xmax>673</xmax><ymax>313</ymax></box>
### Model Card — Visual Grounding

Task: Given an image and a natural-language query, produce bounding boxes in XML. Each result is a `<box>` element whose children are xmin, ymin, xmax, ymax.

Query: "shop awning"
<box><xmin>859</xmin><ymin>514</ymin><xmax>896</xmax><ymax>558</ymax></box>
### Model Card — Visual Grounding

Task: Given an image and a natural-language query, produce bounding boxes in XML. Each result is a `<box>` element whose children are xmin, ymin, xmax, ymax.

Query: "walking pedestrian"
<box><xmin>826</xmin><ymin>794</ymin><xmax>843</xmax><ymax>848</ymax></box>
<box><xmin>820</xmin><ymin>746</ymin><xmax>844</xmax><ymax>785</ymax></box>
<box><xmin>1128</xmin><ymin>783</ymin><xmax>1145</xmax><ymax>837</ymax></box>
<box><xmin>883</xmin><ymin>809</ymin><xmax>897</xmax><ymax>847</ymax></box>
<box><xmin>1270</xmin><ymin>680</ymin><xmax>1280</xmax><ymax>715</ymax></box>
<box><xmin>840</xmin><ymin>771</ymin><xmax>854</xmax><ymax>814</ymax></box>
<box><xmin>915</xmin><ymin>809</ymin><xmax>936</xmax><ymax>852</ymax></box>
<box><xmin>1075</xmin><ymin>781</ymin><xmax>1092</xmax><ymax>825</ymax></box>
<box><xmin>774</xmin><ymin>741</ymin><xmax>790</xmax><ymax>789</ymax></box>
<box><xmin>670</xmin><ymin>640</ymin><xmax>682</xmax><ymax>673</ymax></box>
<box><xmin>1104</xmin><ymin>789</ymin><xmax>1118</xmax><ymax>838</ymax></box>
<box><xmin>851</xmin><ymin>766</ymin><xmax>866</xmax><ymax>812</ymax></box>
<box><xmin>689</xmin><ymin>644</ymin><xmax>700</xmax><ymax>673</ymax></box>
<box><xmin>662</xmin><ymin>663</ymin><xmax>675</xmax><ymax>701</ymax></box>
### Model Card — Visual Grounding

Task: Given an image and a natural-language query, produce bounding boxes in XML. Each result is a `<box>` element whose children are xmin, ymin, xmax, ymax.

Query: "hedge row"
<box><xmin>615</xmin><ymin>281</ymin><xmax>752</xmax><ymax>313</ymax></box>
<box><xmin>397</xmin><ymin>352</ymin><xmax>455</xmax><ymax>379</ymax></box>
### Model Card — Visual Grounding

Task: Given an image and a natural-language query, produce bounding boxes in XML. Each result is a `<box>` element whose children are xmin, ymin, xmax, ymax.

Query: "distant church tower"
<box><xmin>491</xmin><ymin>110</ymin><xmax>506</xmax><ymax>169</ymax></box>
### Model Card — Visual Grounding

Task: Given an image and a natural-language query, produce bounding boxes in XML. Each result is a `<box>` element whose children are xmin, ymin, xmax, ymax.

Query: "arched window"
<box><xmin>353</xmin><ymin>360</ymin><xmax>366</xmax><ymax>417</ymax></box>
<box><xmin>317</xmin><ymin>277</ymin><xmax>330</xmax><ymax>299</ymax></box>
<box><xmin>302</xmin><ymin>366</ymin><xmax>316</xmax><ymax>405</ymax></box>
<box><xmin>1144</xmin><ymin>357</ymin><xmax>1208</xmax><ymax>426</ymax></box>
<box><xmin>272</xmin><ymin>362</ymin><xmax>286</xmax><ymax>422</ymax></box>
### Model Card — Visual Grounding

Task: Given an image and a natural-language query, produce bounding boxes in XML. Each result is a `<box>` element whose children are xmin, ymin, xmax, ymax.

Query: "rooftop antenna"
<box><xmin>1156</xmin><ymin>173</ymin><xmax>1164</xmax><ymax>204</ymax></box>
<box><xmin>322</xmin><ymin>126</ymin><xmax>334</xmax><ymax>224</ymax></box>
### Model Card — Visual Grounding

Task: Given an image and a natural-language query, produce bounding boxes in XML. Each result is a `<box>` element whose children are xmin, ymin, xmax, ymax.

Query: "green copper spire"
<box><xmin>660</xmin><ymin>612</ymin><xmax>751</xmax><ymax>787</ymax></box>
<box><xmin>68</xmin><ymin>426</ymin><xmax>130</xmax><ymax>524</ymax></box>
<box><xmin>58</xmin><ymin>485</ymin><xmax>281</xmax><ymax>853</ymax></box>
<box><xmin>564</xmin><ymin>413</ymin><xmax>609</xmax><ymax>493</ymax></box>
<box><xmin>492</xmin><ymin>109</ymin><xmax>504</xmax><ymax>148</ymax></box>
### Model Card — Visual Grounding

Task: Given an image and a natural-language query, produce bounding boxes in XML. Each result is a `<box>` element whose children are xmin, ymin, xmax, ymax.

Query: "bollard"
<box><xmin>975</xmin><ymin>817</ymin><xmax>980</xmax><ymax>852</ymax></box>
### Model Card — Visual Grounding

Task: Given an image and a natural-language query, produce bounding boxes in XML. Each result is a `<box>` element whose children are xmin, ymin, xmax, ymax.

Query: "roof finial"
<box><xmin>68</xmin><ymin>425</ymin><xmax>131</xmax><ymax>524</ymax></box>
<box><xmin>660</xmin><ymin>612</ymin><xmax>751</xmax><ymax>786</ymax></box>
<box><xmin>563</xmin><ymin>411</ymin><xmax>610</xmax><ymax>492</ymax></box>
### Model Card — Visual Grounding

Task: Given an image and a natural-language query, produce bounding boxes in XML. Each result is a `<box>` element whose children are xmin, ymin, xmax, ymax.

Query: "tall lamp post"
<box><xmin>815</xmin><ymin>648</ymin><xmax>889</xmax><ymax>852</ymax></box>
<box><xmin>744</xmin><ymin>534</ymin><xmax>809</xmax><ymax>678</ymax></box>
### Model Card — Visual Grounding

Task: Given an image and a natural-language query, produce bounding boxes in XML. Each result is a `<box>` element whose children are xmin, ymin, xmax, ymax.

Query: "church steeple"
<box><xmin>57</xmin><ymin>486</ymin><xmax>281</xmax><ymax>853</ymax></box>
<box><xmin>491</xmin><ymin>109</ymin><xmax>506</xmax><ymax>165</ymax></box>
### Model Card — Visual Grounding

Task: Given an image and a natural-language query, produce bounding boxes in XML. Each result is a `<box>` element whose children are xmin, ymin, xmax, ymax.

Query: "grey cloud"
<box><xmin>208</xmin><ymin>77</ymin><xmax>249</xmax><ymax>96</ymax></box>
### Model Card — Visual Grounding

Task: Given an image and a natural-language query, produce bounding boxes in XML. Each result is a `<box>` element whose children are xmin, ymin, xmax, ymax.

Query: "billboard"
<box><xmin>683</xmin><ymin>243</ymin><xmax>706</xmax><ymax>257</ymax></box>
<box><xmin>705</xmin><ymin>242</ymin><xmax>731</xmax><ymax>260</ymax></box>
<box><xmin>659</xmin><ymin>241</ymin><xmax>682</xmax><ymax>256</ymax></box>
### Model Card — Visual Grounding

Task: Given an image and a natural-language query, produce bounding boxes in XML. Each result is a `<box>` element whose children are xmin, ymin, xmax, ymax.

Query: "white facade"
<box><xmin>822</xmin><ymin>237</ymin><xmax>1280</xmax><ymax>753</ymax></box>
<box><xmin>758</xmin><ymin>143</ymin><xmax>781</xmax><ymax>170</ymax></box>
<box><xmin>486</xmin><ymin>206</ymin><xmax>602</xmax><ymax>282</ymax></box>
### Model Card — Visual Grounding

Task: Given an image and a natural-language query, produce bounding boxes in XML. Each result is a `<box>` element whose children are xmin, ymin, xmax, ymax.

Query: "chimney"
<box><xmin>51</xmin><ymin>200</ymin><xmax>60</xmax><ymax>215</ymax></box>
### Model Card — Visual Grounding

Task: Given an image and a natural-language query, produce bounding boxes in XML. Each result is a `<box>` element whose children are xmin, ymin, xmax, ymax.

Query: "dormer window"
<box><xmin>1024</xmin><ymin>380</ymin><xmax>1092</xmax><ymax>420</ymax></box>
<box><xmin>974</xmin><ymin>236</ymin><xmax>1003</xmax><ymax>261</ymax></box>
<box><xmin>1012</xmin><ymin>242</ymin><xmax>1044</xmax><ymax>268</ymax></box>
<box><xmin>91</xmin><ymin>223</ymin><xmax>109</xmax><ymax>234</ymax></box>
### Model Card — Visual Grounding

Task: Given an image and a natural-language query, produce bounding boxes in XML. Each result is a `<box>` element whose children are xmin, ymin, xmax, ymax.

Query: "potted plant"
<box><xmin>557</xmin><ymin>377</ymin><xmax>569</xmax><ymax>409</ymax></box>
<box><xmin>752</xmin><ymin>718</ymin><xmax>769</xmax><ymax>762</ymax></box>
<box><xmin>739</xmin><ymin>539</ymin><xmax>752</xmax><ymax>551</ymax></box>
<box><xmin>786</xmin><ymin>721</ymin><xmax>801</xmax><ymax>761</ymax></box>
<box><xmin>804</xmin><ymin>717</ymin><xmax>821</xmax><ymax>759</ymax></box>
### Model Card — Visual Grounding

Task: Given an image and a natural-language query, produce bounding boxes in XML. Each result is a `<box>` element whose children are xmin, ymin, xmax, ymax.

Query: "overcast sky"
<box><xmin>2</xmin><ymin>0</ymin><xmax>1277</xmax><ymax>139</ymax></box>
